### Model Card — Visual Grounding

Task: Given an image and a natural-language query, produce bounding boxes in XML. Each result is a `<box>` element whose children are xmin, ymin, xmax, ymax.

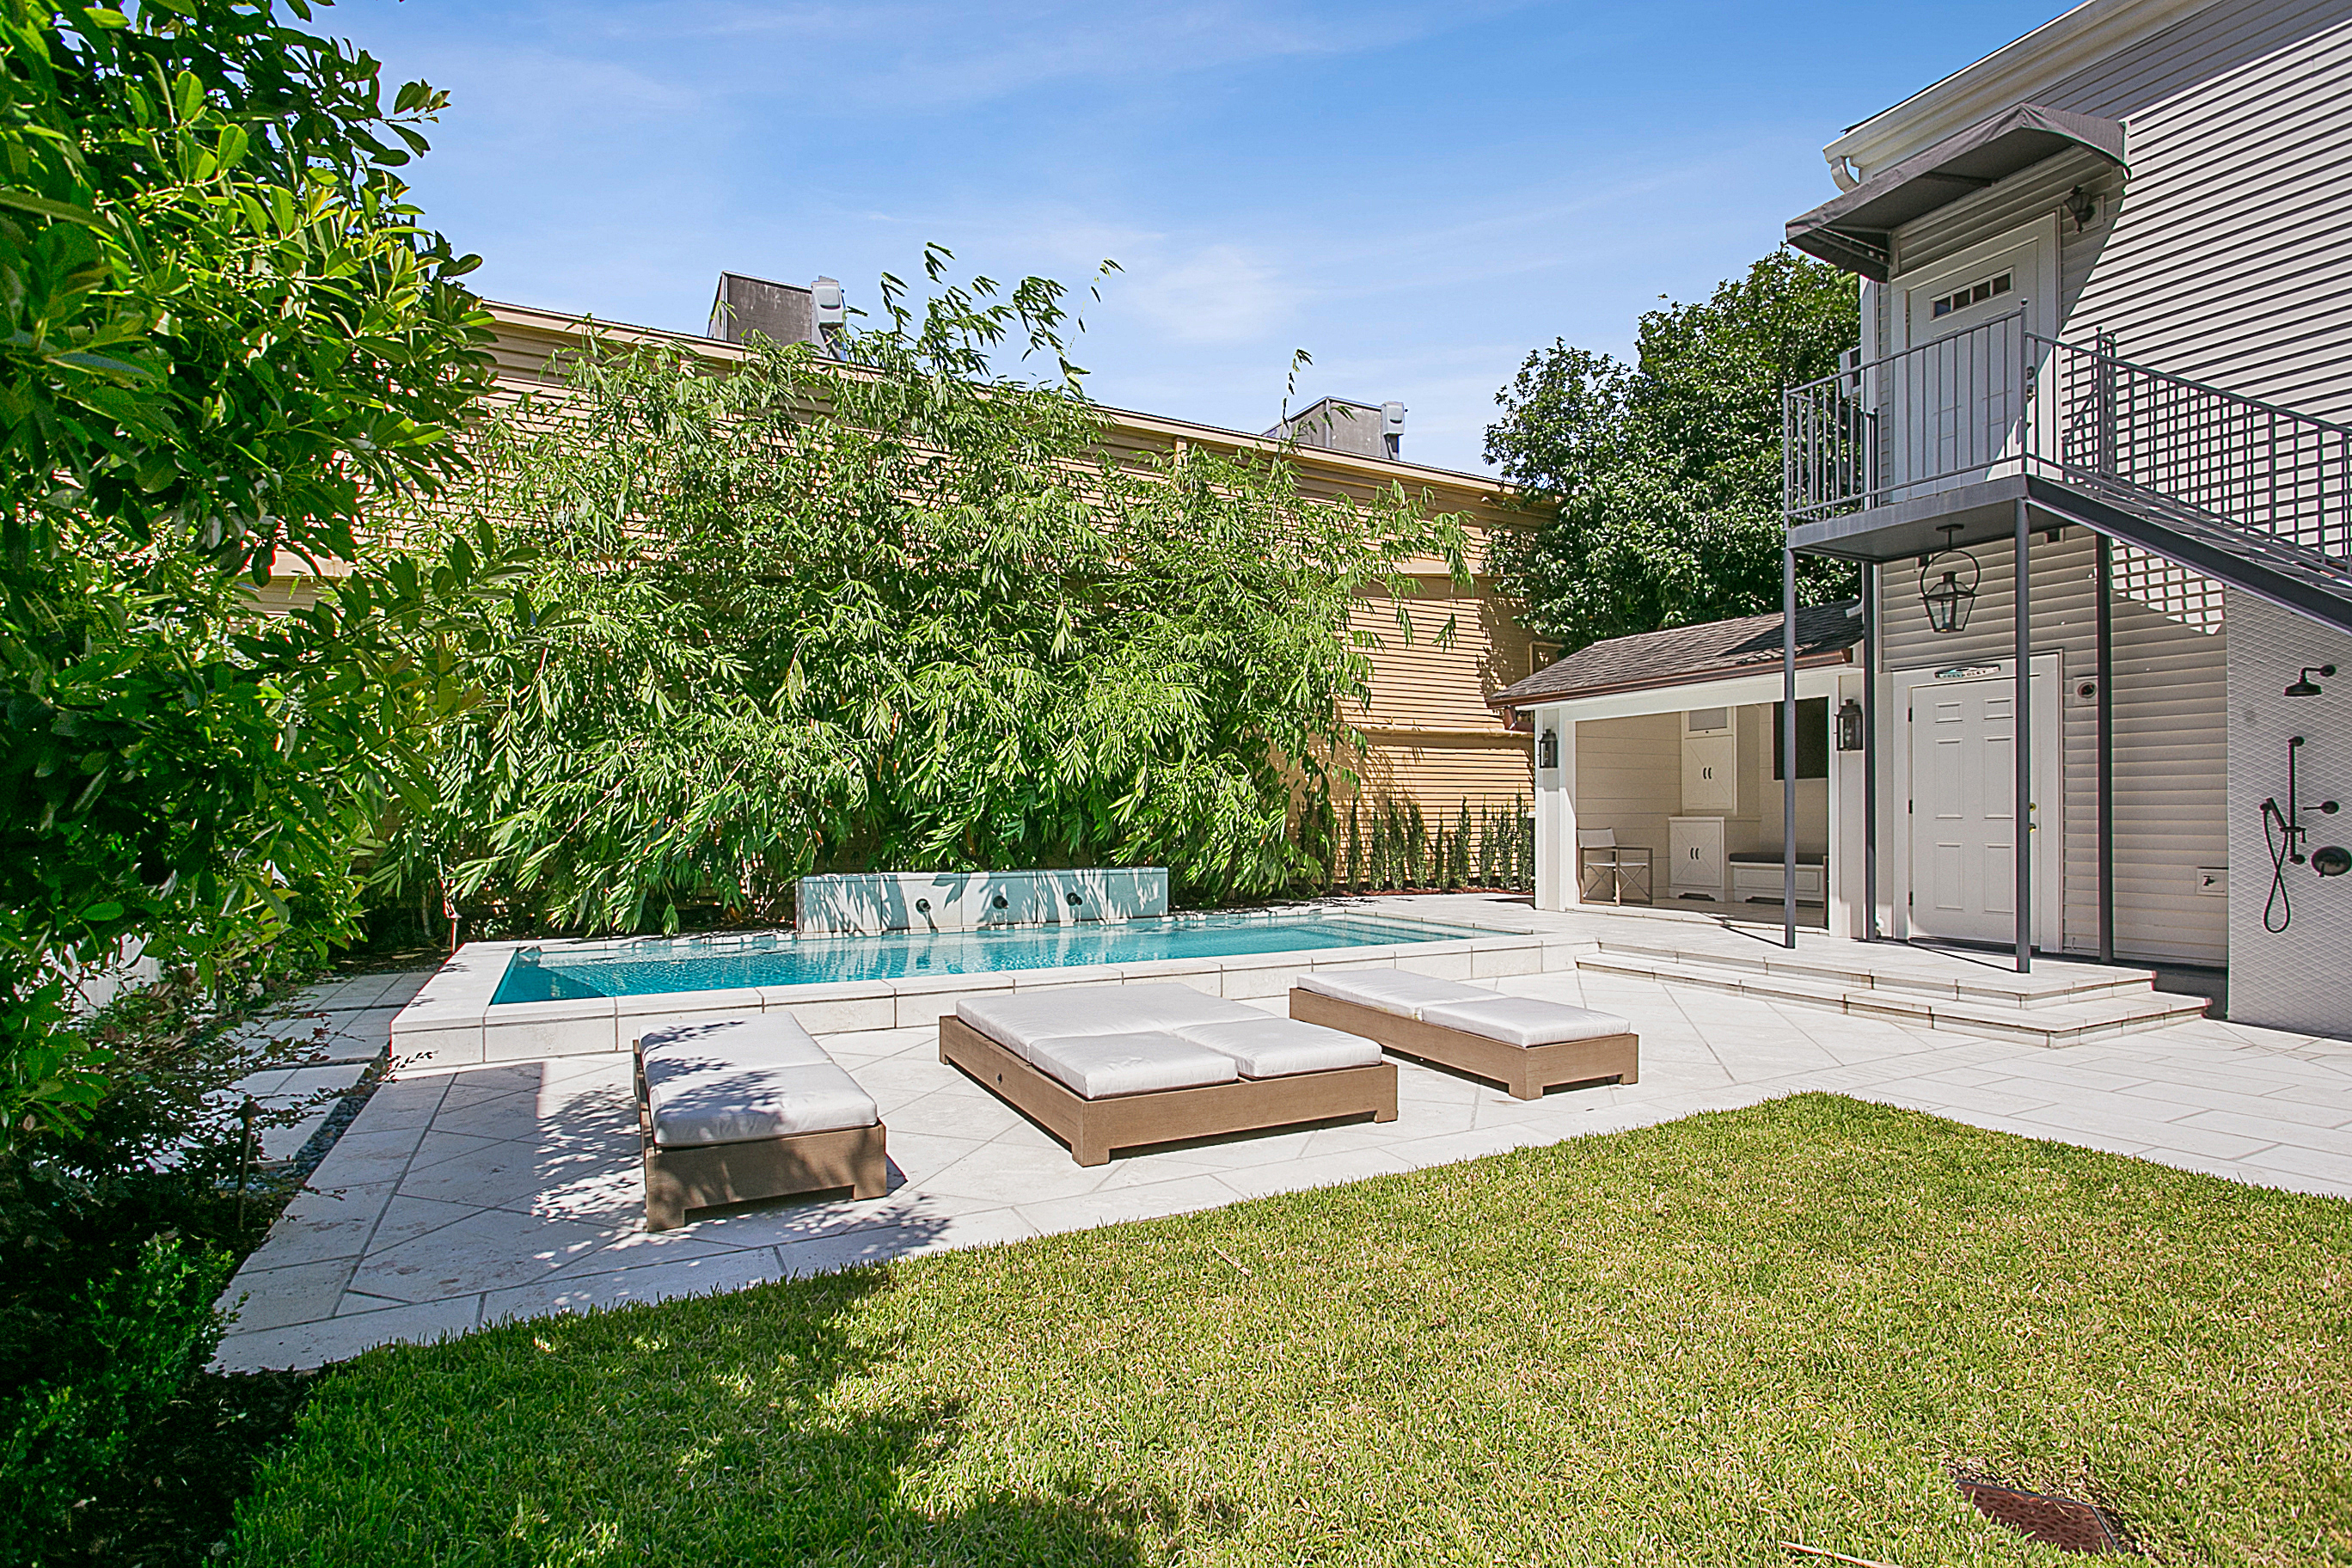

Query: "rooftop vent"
<box><xmin>708</xmin><ymin>272</ymin><xmax>847</xmax><ymax>354</ymax></box>
<box><xmin>1265</xmin><ymin>396</ymin><xmax>1406</xmax><ymax>461</ymax></box>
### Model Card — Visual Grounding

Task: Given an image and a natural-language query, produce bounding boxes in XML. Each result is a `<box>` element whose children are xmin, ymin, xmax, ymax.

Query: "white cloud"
<box><xmin>1123</xmin><ymin>242</ymin><xmax>1297</xmax><ymax>345</ymax></box>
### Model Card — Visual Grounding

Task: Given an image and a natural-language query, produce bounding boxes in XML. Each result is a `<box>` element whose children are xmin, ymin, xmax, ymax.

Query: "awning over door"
<box><xmin>1786</xmin><ymin>103</ymin><xmax>2127</xmax><ymax>280</ymax></box>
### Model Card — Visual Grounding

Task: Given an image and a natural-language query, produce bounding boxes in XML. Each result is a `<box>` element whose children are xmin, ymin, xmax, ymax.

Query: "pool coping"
<box><xmin>387</xmin><ymin>907</ymin><xmax>1596</xmax><ymax>1069</ymax></box>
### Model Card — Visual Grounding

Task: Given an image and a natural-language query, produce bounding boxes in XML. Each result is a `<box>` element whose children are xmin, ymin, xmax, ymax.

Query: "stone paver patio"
<box><xmin>214</xmin><ymin>902</ymin><xmax>2352</xmax><ymax>1369</ymax></box>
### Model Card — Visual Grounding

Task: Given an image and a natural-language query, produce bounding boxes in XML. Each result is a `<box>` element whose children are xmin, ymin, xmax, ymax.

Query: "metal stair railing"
<box><xmin>1784</xmin><ymin>309</ymin><xmax>2352</xmax><ymax>575</ymax></box>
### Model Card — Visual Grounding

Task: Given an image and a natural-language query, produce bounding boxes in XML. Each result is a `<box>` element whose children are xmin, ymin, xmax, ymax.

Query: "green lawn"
<box><xmin>229</xmin><ymin>1095</ymin><xmax>2351</xmax><ymax>1566</ymax></box>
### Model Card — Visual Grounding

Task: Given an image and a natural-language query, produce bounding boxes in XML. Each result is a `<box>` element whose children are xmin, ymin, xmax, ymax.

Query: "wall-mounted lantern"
<box><xmin>1836</xmin><ymin>698</ymin><xmax>1865</xmax><ymax>751</ymax></box>
<box><xmin>1536</xmin><ymin>726</ymin><xmax>1559</xmax><ymax>771</ymax></box>
<box><xmin>1919</xmin><ymin>524</ymin><xmax>1980</xmax><ymax>634</ymax></box>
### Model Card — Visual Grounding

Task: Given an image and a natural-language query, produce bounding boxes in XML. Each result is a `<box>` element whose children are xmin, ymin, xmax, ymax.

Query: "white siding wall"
<box><xmin>2226</xmin><ymin>594</ymin><xmax>2352</xmax><ymax>1034</ymax></box>
<box><xmin>1571</xmin><ymin>714</ymin><xmax>1682</xmax><ymax>885</ymax></box>
<box><xmin>1877</xmin><ymin>529</ymin><xmax>2229</xmax><ymax>965</ymax></box>
<box><xmin>1880</xmin><ymin>0</ymin><xmax>2352</xmax><ymax>416</ymax></box>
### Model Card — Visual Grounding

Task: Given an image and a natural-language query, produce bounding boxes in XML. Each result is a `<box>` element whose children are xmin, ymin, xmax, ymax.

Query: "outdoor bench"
<box><xmin>938</xmin><ymin>983</ymin><xmax>1397</xmax><ymax>1166</ymax></box>
<box><xmin>634</xmin><ymin>1014</ymin><xmax>887</xmax><ymax>1230</ymax></box>
<box><xmin>1289</xmin><ymin>971</ymin><xmax>1638</xmax><ymax>1100</ymax></box>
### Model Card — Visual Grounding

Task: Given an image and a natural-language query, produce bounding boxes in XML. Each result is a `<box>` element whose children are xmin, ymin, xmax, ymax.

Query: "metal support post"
<box><xmin>1783</xmin><ymin>544</ymin><xmax>1798</xmax><ymax>951</ymax></box>
<box><xmin>2096</xmin><ymin>532</ymin><xmax>2115</xmax><ymax>965</ymax></box>
<box><xmin>2014</xmin><ymin>499</ymin><xmax>2032</xmax><ymax>975</ymax></box>
<box><xmin>1862</xmin><ymin>561</ymin><xmax>1878</xmax><ymax>941</ymax></box>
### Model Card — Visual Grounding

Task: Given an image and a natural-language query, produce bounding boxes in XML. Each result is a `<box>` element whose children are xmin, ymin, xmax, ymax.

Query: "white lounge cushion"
<box><xmin>1416</xmin><ymin>996</ymin><xmax>1632</xmax><ymax>1048</ymax></box>
<box><xmin>636</xmin><ymin>1014</ymin><xmax>832</xmax><ymax>1069</ymax></box>
<box><xmin>1020</xmin><ymin>1031</ymin><xmax>1238</xmax><ymax>1099</ymax></box>
<box><xmin>643</xmin><ymin>1057</ymin><xmax>878</xmax><ymax>1148</ymax></box>
<box><xmin>957</xmin><ymin>984</ymin><xmax>1258</xmax><ymax>1059</ymax></box>
<box><xmin>1167</xmin><ymin>1016</ymin><xmax>1381</xmax><ymax>1079</ymax></box>
<box><xmin>1294</xmin><ymin>969</ymin><xmax>1484</xmax><ymax>1019</ymax></box>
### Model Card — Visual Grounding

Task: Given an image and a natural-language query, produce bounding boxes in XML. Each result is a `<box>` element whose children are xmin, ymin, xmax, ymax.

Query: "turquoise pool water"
<box><xmin>491</xmin><ymin>913</ymin><xmax>1455</xmax><ymax>1005</ymax></box>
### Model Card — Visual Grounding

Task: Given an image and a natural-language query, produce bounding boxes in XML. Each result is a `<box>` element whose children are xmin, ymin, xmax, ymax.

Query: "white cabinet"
<box><xmin>1669</xmin><ymin>817</ymin><xmax>1726</xmax><ymax>901</ymax></box>
<box><xmin>1682</xmin><ymin>734</ymin><xmax>1736</xmax><ymax>814</ymax></box>
<box><xmin>1681</xmin><ymin>709</ymin><xmax>1739</xmax><ymax>815</ymax></box>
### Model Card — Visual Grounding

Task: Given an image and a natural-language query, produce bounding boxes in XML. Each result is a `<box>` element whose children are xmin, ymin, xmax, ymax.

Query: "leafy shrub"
<box><xmin>374</xmin><ymin>255</ymin><xmax>1474</xmax><ymax>931</ymax></box>
<box><xmin>1</xmin><ymin>1235</ymin><xmax>231</xmax><ymax>1563</ymax></box>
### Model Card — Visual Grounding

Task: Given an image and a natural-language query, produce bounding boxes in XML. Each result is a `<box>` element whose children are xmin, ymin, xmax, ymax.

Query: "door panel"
<box><xmin>1893</xmin><ymin>239</ymin><xmax>2039</xmax><ymax>497</ymax></box>
<box><xmin>1908</xmin><ymin>675</ymin><xmax>2043</xmax><ymax>944</ymax></box>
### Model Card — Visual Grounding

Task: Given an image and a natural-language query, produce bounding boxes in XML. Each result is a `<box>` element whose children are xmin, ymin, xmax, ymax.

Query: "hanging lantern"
<box><xmin>1918</xmin><ymin>525</ymin><xmax>1980</xmax><ymax>634</ymax></box>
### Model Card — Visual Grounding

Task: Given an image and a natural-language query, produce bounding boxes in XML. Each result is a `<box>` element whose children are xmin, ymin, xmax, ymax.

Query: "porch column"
<box><xmin>1533</xmin><ymin>710</ymin><xmax>1577</xmax><ymax>911</ymax></box>
<box><xmin>2014</xmin><ymin>499</ymin><xmax>2032</xmax><ymax>974</ymax></box>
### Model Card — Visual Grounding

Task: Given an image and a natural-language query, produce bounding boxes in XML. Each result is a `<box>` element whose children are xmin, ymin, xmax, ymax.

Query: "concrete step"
<box><xmin>1585</xmin><ymin>935</ymin><xmax>2159</xmax><ymax>1009</ymax></box>
<box><xmin>1577</xmin><ymin>951</ymin><xmax>2208</xmax><ymax>1049</ymax></box>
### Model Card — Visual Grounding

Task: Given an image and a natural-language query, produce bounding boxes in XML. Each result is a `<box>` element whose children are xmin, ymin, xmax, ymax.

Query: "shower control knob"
<box><xmin>2315</xmin><ymin>845</ymin><xmax>2351</xmax><ymax>879</ymax></box>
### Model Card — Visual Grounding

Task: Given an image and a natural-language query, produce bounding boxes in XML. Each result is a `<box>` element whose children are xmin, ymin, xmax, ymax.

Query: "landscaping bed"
<box><xmin>226</xmin><ymin>1095</ymin><xmax>2351</xmax><ymax>1565</ymax></box>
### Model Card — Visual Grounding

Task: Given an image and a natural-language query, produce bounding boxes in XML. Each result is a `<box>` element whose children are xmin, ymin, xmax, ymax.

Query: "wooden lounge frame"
<box><xmin>1289</xmin><ymin>989</ymin><xmax>1638</xmax><ymax>1101</ymax></box>
<box><xmin>634</xmin><ymin>1044</ymin><xmax>888</xmax><ymax>1231</ymax></box>
<box><xmin>938</xmin><ymin>1015</ymin><xmax>1398</xmax><ymax>1167</ymax></box>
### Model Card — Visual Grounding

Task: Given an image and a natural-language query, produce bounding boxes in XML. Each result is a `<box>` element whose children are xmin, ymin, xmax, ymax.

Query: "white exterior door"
<box><xmin>1907</xmin><ymin>671</ymin><xmax>2053</xmax><ymax>945</ymax></box>
<box><xmin>1889</xmin><ymin>220</ymin><xmax>2055</xmax><ymax>498</ymax></box>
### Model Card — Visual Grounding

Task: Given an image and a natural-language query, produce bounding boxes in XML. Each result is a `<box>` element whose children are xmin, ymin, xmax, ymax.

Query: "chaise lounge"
<box><xmin>634</xmin><ymin>1014</ymin><xmax>887</xmax><ymax>1230</ymax></box>
<box><xmin>938</xmin><ymin>984</ymin><xmax>1397</xmax><ymax>1166</ymax></box>
<box><xmin>1289</xmin><ymin>971</ymin><xmax>1638</xmax><ymax>1100</ymax></box>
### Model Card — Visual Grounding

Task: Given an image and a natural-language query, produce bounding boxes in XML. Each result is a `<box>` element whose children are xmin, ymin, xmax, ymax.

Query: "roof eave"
<box><xmin>1490</xmin><ymin>646</ymin><xmax>1856</xmax><ymax>712</ymax></box>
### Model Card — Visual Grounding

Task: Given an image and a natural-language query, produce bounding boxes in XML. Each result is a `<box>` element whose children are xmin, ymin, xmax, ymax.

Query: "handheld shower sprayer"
<box><xmin>2263</xmin><ymin>735</ymin><xmax>2343</xmax><ymax>932</ymax></box>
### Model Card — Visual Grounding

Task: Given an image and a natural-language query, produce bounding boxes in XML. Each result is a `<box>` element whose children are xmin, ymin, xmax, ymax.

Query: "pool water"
<box><xmin>491</xmin><ymin>913</ymin><xmax>1456</xmax><ymax>1004</ymax></box>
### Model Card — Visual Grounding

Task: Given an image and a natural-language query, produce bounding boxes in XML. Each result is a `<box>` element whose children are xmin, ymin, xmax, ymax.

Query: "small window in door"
<box><xmin>1930</xmin><ymin>270</ymin><xmax>2012</xmax><ymax>319</ymax></box>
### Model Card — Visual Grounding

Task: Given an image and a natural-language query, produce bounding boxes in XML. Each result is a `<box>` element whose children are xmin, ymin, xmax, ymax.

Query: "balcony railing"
<box><xmin>1784</xmin><ymin>307</ymin><xmax>2352</xmax><ymax>571</ymax></box>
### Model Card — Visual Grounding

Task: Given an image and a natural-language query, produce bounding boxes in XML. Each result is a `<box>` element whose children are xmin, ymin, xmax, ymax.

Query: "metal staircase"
<box><xmin>1784</xmin><ymin>309</ymin><xmax>2352</xmax><ymax>631</ymax></box>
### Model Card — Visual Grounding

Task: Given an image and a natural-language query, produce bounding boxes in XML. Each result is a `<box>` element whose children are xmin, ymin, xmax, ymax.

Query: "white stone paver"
<box><xmin>222</xmin><ymin>971</ymin><xmax>430</xmax><ymax>1159</ymax></box>
<box><xmin>212</xmin><ymin>909</ymin><xmax>2352</xmax><ymax>1370</ymax></box>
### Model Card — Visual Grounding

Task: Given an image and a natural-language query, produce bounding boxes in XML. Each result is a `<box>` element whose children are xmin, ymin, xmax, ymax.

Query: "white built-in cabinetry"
<box><xmin>1669</xmin><ymin>816</ymin><xmax>1726</xmax><ymax>901</ymax></box>
<box><xmin>1681</xmin><ymin>706</ymin><xmax>1737</xmax><ymax>815</ymax></box>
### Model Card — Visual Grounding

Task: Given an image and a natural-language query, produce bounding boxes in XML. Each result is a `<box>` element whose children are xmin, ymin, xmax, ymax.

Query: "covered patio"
<box><xmin>1494</xmin><ymin>603</ymin><xmax>1868</xmax><ymax>934</ymax></box>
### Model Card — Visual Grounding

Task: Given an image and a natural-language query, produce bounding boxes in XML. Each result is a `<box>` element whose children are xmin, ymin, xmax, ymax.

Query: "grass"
<box><xmin>226</xmin><ymin>1095</ymin><xmax>2352</xmax><ymax>1565</ymax></box>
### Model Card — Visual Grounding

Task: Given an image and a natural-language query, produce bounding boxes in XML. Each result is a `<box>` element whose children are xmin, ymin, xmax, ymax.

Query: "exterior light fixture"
<box><xmin>1536</xmin><ymin>726</ymin><xmax>1559</xmax><ymax>770</ymax></box>
<box><xmin>1837</xmin><ymin>698</ymin><xmax>1865</xmax><ymax>751</ymax></box>
<box><xmin>2285</xmin><ymin>665</ymin><xmax>2335</xmax><ymax>697</ymax></box>
<box><xmin>2065</xmin><ymin>184</ymin><xmax>2098</xmax><ymax>230</ymax></box>
<box><xmin>1919</xmin><ymin>524</ymin><xmax>1980</xmax><ymax>634</ymax></box>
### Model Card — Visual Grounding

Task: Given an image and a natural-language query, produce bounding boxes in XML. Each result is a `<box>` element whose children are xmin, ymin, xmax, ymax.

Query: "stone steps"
<box><xmin>1577</xmin><ymin>946</ymin><xmax>2209</xmax><ymax>1049</ymax></box>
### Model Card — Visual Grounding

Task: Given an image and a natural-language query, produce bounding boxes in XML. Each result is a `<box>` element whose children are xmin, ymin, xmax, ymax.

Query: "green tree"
<box><xmin>0</xmin><ymin>1</ymin><xmax>511</xmax><ymax>1142</ymax></box>
<box><xmin>1484</xmin><ymin>248</ymin><xmax>1859</xmax><ymax>652</ymax></box>
<box><xmin>380</xmin><ymin>252</ymin><xmax>1472</xmax><ymax>931</ymax></box>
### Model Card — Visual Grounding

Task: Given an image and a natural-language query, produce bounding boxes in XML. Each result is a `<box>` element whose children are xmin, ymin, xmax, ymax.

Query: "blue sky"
<box><xmin>339</xmin><ymin>0</ymin><xmax>2068</xmax><ymax>474</ymax></box>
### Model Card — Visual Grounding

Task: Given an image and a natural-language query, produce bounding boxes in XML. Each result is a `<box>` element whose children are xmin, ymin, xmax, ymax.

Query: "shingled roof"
<box><xmin>1491</xmin><ymin>599</ymin><xmax>1865</xmax><ymax>710</ymax></box>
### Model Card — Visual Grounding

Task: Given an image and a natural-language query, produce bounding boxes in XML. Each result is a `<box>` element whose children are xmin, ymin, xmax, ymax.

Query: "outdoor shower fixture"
<box><xmin>1919</xmin><ymin>525</ymin><xmax>1980</xmax><ymax>634</ymax></box>
<box><xmin>2260</xmin><ymin>734</ymin><xmax>2343</xmax><ymax>932</ymax></box>
<box><xmin>2286</xmin><ymin>665</ymin><xmax>2335</xmax><ymax>697</ymax></box>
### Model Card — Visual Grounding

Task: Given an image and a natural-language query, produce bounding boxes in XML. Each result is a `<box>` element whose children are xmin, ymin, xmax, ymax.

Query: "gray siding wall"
<box><xmin>1881</xmin><ymin>0</ymin><xmax>2352</xmax><ymax>418</ymax></box>
<box><xmin>1877</xmin><ymin>530</ymin><xmax>2229</xmax><ymax>965</ymax></box>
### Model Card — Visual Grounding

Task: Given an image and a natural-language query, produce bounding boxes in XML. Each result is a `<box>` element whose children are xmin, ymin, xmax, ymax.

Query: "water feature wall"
<box><xmin>794</xmin><ymin>868</ymin><xmax>1169</xmax><ymax>936</ymax></box>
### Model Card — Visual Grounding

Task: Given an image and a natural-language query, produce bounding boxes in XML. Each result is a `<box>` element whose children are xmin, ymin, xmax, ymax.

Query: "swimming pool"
<box><xmin>492</xmin><ymin>912</ymin><xmax>1459</xmax><ymax>1005</ymax></box>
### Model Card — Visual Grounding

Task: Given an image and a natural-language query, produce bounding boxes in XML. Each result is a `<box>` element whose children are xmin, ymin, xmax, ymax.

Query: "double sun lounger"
<box><xmin>634</xmin><ymin>974</ymin><xmax>1637</xmax><ymax>1226</ymax></box>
